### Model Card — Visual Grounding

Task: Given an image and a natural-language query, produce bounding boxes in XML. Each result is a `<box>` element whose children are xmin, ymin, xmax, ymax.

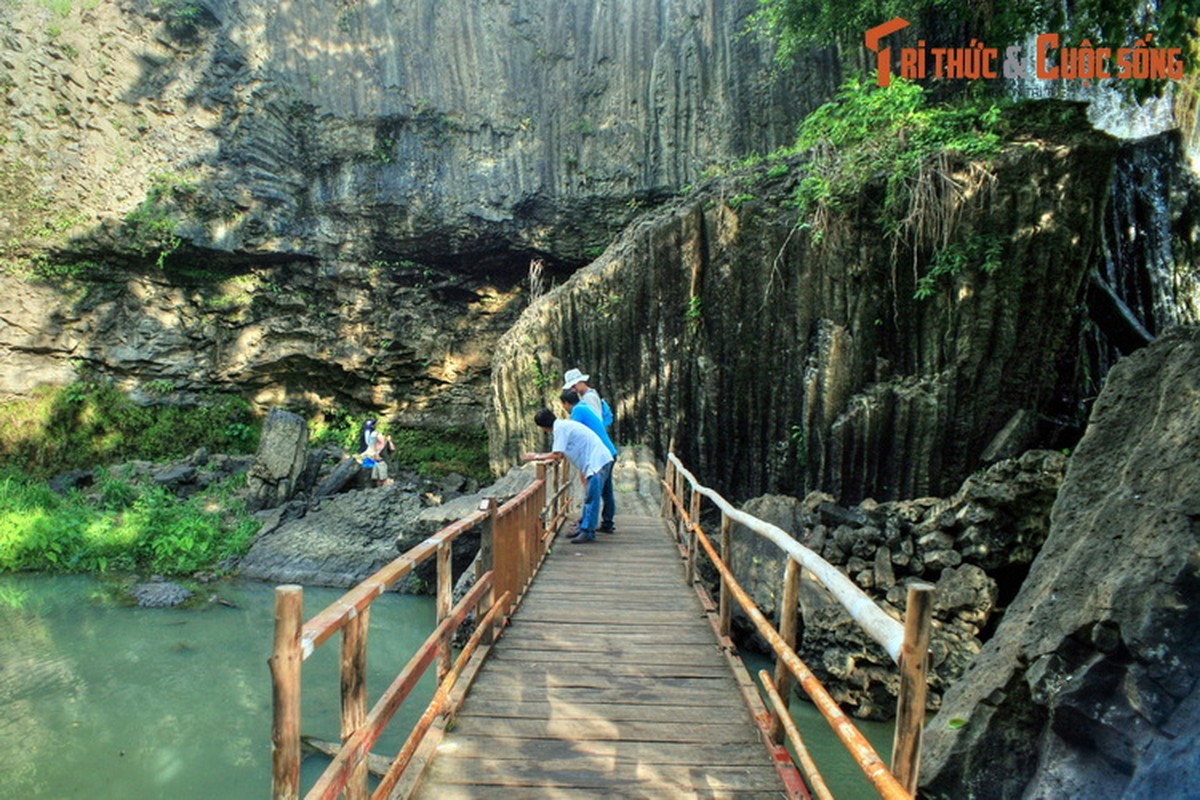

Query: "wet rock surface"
<box><xmin>127</xmin><ymin>580</ymin><xmax>194</xmax><ymax>608</ymax></box>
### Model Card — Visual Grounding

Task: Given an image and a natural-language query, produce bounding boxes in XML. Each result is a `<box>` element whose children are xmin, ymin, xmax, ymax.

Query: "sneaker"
<box><xmin>598</xmin><ymin>525</ymin><xmax>615</xmax><ymax>534</ymax></box>
<box><xmin>569</xmin><ymin>533</ymin><xmax>596</xmax><ymax>544</ymax></box>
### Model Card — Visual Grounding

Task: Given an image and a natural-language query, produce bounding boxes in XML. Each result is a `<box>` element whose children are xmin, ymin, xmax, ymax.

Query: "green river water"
<box><xmin>1</xmin><ymin>574</ymin><xmax>893</xmax><ymax>799</ymax></box>
<box><xmin>0</xmin><ymin>574</ymin><xmax>436</xmax><ymax>799</ymax></box>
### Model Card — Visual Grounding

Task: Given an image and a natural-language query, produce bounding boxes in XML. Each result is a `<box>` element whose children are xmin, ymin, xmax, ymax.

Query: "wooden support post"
<box><xmin>674</xmin><ymin>469</ymin><xmax>684</xmax><ymax>541</ymax></box>
<box><xmin>892</xmin><ymin>582</ymin><xmax>935</xmax><ymax>795</ymax></box>
<box><xmin>477</xmin><ymin>498</ymin><xmax>498</xmax><ymax>642</ymax></box>
<box><xmin>340</xmin><ymin>605</ymin><xmax>369</xmax><ymax>800</ymax></box>
<box><xmin>270</xmin><ymin>585</ymin><xmax>303</xmax><ymax>800</ymax></box>
<box><xmin>436</xmin><ymin>542</ymin><xmax>452</xmax><ymax>682</ymax></box>
<box><xmin>661</xmin><ymin>460</ymin><xmax>675</xmax><ymax>519</ymax></box>
<box><xmin>718</xmin><ymin>512</ymin><xmax>732</xmax><ymax>639</ymax></box>
<box><xmin>770</xmin><ymin>559</ymin><xmax>802</xmax><ymax>743</ymax></box>
<box><xmin>537</xmin><ymin>462</ymin><xmax>550</xmax><ymax>542</ymax></box>
<box><xmin>687</xmin><ymin>488</ymin><xmax>701</xmax><ymax>584</ymax></box>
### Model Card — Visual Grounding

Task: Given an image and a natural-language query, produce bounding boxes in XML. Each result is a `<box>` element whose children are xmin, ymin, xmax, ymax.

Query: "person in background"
<box><xmin>361</xmin><ymin>427</ymin><xmax>395</xmax><ymax>487</ymax></box>
<box><xmin>562</xmin><ymin>368</ymin><xmax>610</xmax><ymax>427</ymax></box>
<box><xmin>523</xmin><ymin>408</ymin><xmax>613</xmax><ymax>544</ymax></box>
<box><xmin>359</xmin><ymin>419</ymin><xmax>379</xmax><ymax>454</ymax></box>
<box><xmin>561</xmin><ymin>388</ymin><xmax>617</xmax><ymax>533</ymax></box>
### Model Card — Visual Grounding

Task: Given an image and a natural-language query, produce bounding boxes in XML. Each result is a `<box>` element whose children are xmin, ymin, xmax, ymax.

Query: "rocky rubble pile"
<box><xmin>729</xmin><ymin>449</ymin><xmax>1067</xmax><ymax>719</ymax></box>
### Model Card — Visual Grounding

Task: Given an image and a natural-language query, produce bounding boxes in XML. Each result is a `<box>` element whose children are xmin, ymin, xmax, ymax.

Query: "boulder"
<box><xmin>239</xmin><ymin>488</ymin><xmax>424</xmax><ymax>588</ymax></box>
<box><xmin>246</xmin><ymin>408</ymin><xmax>309</xmax><ymax>512</ymax></box>
<box><xmin>48</xmin><ymin>469</ymin><xmax>95</xmax><ymax>494</ymax></box>
<box><xmin>238</xmin><ymin>465</ymin><xmax>535</xmax><ymax>591</ymax></box>
<box><xmin>128</xmin><ymin>580</ymin><xmax>194</xmax><ymax>608</ymax></box>
<box><xmin>921</xmin><ymin>326</ymin><xmax>1200</xmax><ymax>799</ymax></box>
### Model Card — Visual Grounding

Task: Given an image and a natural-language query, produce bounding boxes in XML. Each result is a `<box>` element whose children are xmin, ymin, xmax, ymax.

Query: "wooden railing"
<box><xmin>662</xmin><ymin>453</ymin><xmax>933</xmax><ymax>800</ymax></box>
<box><xmin>269</xmin><ymin>458</ymin><xmax>573</xmax><ymax>800</ymax></box>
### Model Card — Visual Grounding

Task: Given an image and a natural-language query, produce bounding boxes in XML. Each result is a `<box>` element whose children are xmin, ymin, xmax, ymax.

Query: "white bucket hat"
<box><xmin>562</xmin><ymin>368</ymin><xmax>589</xmax><ymax>390</ymax></box>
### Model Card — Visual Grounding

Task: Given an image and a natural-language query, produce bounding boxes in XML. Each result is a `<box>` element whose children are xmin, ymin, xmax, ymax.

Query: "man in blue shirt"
<box><xmin>561</xmin><ymin>388</ymin><xmax>617</xmax><ymax>534</ymax></box>
<box><xmin>523</xmin><ymin>408</ymin><xmax>614</xmax><ymax>543</ymax></box>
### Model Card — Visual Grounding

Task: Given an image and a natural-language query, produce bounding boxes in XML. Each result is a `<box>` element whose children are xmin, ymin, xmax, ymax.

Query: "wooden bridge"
<box><xmin>269</xmin><ymin>447</ymin><xmax>932</xmax><ymax>800</ymax></box>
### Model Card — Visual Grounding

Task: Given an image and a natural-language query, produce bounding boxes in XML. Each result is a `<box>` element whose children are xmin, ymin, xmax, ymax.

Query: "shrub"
<box><xmin>0</xmin><ymin>470</ymin><xmax>257</xmax><ymax>576</ymax></box>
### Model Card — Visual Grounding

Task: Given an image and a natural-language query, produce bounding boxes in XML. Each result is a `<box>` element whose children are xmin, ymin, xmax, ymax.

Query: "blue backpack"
<box><xmin>600</xmin><ymin>398</ymin><xmax>614</xmax><ymax>427</ymax></box>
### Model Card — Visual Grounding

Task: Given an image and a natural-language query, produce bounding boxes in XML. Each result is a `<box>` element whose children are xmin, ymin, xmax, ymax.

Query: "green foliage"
<box><xmin>530</xmin><ymin>359</ymin><xmax>553</xmax><ymax>390</ymax></box>
<box><xmin>913</xmin><ymin>235</ymin><xmax>1004</xmax><ymax>299</ymax></box>
<box><xmin>765</xmin><ymin>163</ymin><xmax>790</xmax><ymax>179</ymax></box>
<box><xmin>789</xmin><ymin>424</ymin><xmax>807</xmax><ymax>468</ymax></box>
<box><xmin>153</xmin><ymin>0</ymin><xmax>204</xmax><ymax>36</ymax></box>
<box><xmin>307</xmin><ymin>407</ymin><xmax>360</xmax><ymax>450</ymax></box>
<box><xmin>685</xmin><ymin>294</ymin><xmax>703</xmax><ymax>321</ymax></box>
<box><xmin>727</xmin><ymin>193</ymin><xmax>755</xmax><ymax>209</ymax></box>
<box><xmin>38</xmin><ymin>0</ymin><xmax>72</xmax><ymax>18</ymax></box>
<box><xmin>0</xmin><ymin>470</ymin><xmax>257</xmax><ymax>575</ymax></box>
<box><xmin>123</xmin><ymin>173</ymin><xmax>196</xmax><ymax>268</ymax></box>
<box><xmin>0</xmin><ymin>379</ymin><xmax>259</xmax><ymax>478</ymax></box>
<box><xmin>791</xmin><ymin>78</ymin><xmax>1006</xmax><ymax>291</ymax></box>
<box><xmin>389</xmin><ymin>428</ymin><xmax>490</xmax><ymax>482</ymax></box>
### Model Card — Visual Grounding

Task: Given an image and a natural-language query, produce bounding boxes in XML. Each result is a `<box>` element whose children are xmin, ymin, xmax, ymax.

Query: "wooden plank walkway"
<box><xmin>412</xmin><ymin>451</ymin><xmax>787</xmax><ymax>799</ymax></box>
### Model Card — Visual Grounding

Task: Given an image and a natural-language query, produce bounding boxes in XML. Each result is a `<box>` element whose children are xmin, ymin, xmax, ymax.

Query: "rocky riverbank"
<box><xmin>726</xmin><ymin>449</ymin><xmax>1066</xmax><ymax>719</ymax></box>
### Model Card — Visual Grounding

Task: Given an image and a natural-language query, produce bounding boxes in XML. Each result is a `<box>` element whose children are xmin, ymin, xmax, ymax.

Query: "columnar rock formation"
<box><xmin>490</xmin><ymin>112</ymin><xmax>1125</xmax><ymax>502</ymax></box>
<box><xmin>0</xmin><ymin>0</ymin><xmax>827</xmax><ymax>419</ymax></box>
<box><xmin>0</xmin><ymin>0</ymin><xmax>822</xmax><ymax>267</ymax></box>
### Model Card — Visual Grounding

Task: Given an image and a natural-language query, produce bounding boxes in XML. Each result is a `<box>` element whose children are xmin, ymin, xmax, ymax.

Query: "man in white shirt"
<box><xmin>523</xmin><ymin>408</ymin><xmax>614</xmax><ymax>543</ymax></box>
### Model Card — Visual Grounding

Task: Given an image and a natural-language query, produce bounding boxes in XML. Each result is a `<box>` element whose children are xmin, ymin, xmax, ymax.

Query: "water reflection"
<box><xmin>0</xmin><ymin>574</ymin><xmax>436</xmax><ymax>799</ymax></box>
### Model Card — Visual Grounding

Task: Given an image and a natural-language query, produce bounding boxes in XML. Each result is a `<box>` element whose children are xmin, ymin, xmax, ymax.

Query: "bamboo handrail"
<box><xmin>372</xmin><ymin>589</ymin><xmax>513</xmax><ymax>799</ymax></box>
<box><xmin>674</xmin><ymin>492</ymin><xmax>911</xmax><ymax>800</ymax></box>
<box><xmin>667</xmin><ymin>453</ymin><xmax>906</xmax><ymax>662</ymax></box>
<box><xmin>307</xmin><ymin>574</ymin><xmax>496</xmax><ymax>800</ymax></box>
<box><xmin>664</xmin><ymin>452</ymin><xmax>931</xmax><ymax>800</ymax></box>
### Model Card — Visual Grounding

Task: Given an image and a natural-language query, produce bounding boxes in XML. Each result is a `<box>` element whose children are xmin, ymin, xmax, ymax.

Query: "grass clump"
<box><xmin>0</xmin><ymin>469</ymin><xmax>257</xmax><ymax>575</ymax></box>
<box><xmin>789</xmin><ymin>78</ymin><xmax>1009</xmax><ymax>299</ymax></box>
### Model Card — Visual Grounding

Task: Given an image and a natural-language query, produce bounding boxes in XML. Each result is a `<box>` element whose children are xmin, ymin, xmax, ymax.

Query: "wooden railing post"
<box><xmin>892</xmin><ymin>582</ymin><xmax>935</xmax><ymax>795</ymax></box>
<box><xmin>661</xmin><ymin>459</ymin><xmax>675</xmax><ymax>519</ymax></box>
<box><xmin>718</xmin><ymin>512</ymin><xmax>732</xmax><ymax>639</ymax></box>
<box><xmin>477</xmin><ymin>498</ymin><xmax>498</xmax><ymax>642</ymax></box>
<box><xmin>436</xmin><ymin>542</ymin><xmax>452</xmax><ymax>682</ymax></box>
<box><xmin>270</xmin><ymin>585</ymin><xmax>303</xmax><ymax>800</ymax></box>
<box><xmin>687</xmin><ymin>487</ymin><xmax>701</xmax><ymax>584</ymax></box>
<box><xmin>340</xmin><ymin>605</ymin><xmax>369</xmax><ymax>800</ymax></box>
<box><xmin>537</xmin><ymin>462</ymin><xmax>551</xmax><ymax>541</ymax></box>
<box><xmin>674</xmin><ymin>467</ymin><xmax>684</xmax><ymax>542</ymax></box>
<box><xmin>770</xmin><ymin>559</ymin><xmax>802</xmax><ymax>743</ymax></box>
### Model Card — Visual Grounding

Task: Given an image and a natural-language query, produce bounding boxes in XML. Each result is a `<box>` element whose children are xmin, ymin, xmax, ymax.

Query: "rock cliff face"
<box><xmin>491</xmin><ymin>113</ymin><xmax>1135</xmax><ymax>501</ymax></box>
<box><xmin>0</xmin><ymin>259</ymin><xmax>523</xmax><ymax>425</ymax></box>
<box><xmin>0</xmin><ymin>0</ymin><xmax>820</xmax><ymax>265</ymax></box>
<box><xmin>0</xmin><ymin>0</ymin><xmax>826</xmax><ymax>420</ymax></box>
<box><xmin>920</xmin><ymin>326</ymin><xmax>1200</xmax><ymax>799</ymax></box>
